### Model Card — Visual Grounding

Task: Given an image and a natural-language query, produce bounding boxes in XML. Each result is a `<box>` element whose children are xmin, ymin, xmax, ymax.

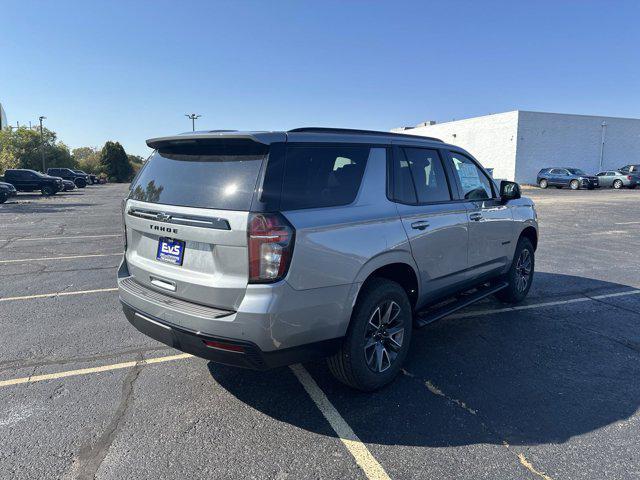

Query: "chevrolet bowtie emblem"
<box><xmin>156</xmin><ymin>212</ymin><xmax>171</xmax><ymax>222</ymax></box>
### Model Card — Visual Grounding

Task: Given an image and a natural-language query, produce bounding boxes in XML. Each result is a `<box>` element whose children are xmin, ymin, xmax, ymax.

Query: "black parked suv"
<box><xmin>72</xmin><ymin>169</ymin><xmax>97</xmax><ymax>185</ymax></box>
<box><xmin>3</xmin><ymin>169</ymin><xmax>64</xmax><ymax>195</ymax></box>
<box><xmin>46</xmin><ymin>168</ymin><xmax>88</xmax><ymax>188</ymax></box>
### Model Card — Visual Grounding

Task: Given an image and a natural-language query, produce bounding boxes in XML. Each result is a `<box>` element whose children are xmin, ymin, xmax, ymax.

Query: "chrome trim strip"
<box><xmin>128</xmin><ymin>207</ymin><xmax>230</xmax><ymax>230</ymax></box>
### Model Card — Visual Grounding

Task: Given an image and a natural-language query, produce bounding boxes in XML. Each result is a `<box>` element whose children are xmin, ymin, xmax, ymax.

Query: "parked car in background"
<box><xmin>61</xmin><ymin>179</ymin><xmax>77</xmax><ymax>191</ymax></box>
<box><xmin>118</xmin><ymin>128</ymin><xmax>538</xmax><ymax>391</ymax></box>
<box><xmin>0</xmin><ymin>181</ymin><xmax>17</xmax><ymax>197</ymax></box>
<box><xmin>537</xmin><ymin>167</ymin><xmax>599</xmax><ymax>190</ymax></box>
<box><xmin>0</xmin><ymin>182</ymin><xmax>17</xmax><ymax>203</ymax></box>
<box><xmin>595</xmin><ymin>170</ymin><xmax>639</xmax><ymax>189</ymax></box>
<box><xmin>72</xmin><ymin>169</ymin><xmax>97</xmax><ymax>185</ymax></box>
<box><xmin>46</xmin><ymin>168</ymin><xmax>88</xmax><ymax>188</ymax></box>
<box><xmin>619</xmin><ymin>164</ymin><xmax>640</xmax><ymax>175</ymax></box>
<box><xmin>3</xmin><ymin>169</ymin><xmax>63</xmax><ymax>195</ymax></box>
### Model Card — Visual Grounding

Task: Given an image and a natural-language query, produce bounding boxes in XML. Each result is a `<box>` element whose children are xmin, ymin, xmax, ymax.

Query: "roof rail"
<box><xmin>288</xmin><ymin>127</ymin><xmax>443</xmax><ymax>143</ymax></box>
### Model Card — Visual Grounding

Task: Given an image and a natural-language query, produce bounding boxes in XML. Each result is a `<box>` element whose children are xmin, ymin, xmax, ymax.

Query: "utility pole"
<box><xmin>599</xmin><ymin>121</ymin><xmax>607</xmax><ymax>171</ymax></box>
<box><xmin>185</xmin><ymin>113</ymin><xmax>201</xmax><ymax>132</ymax></box>
<box><xmin>39</xmin><ymin>116</ymin><xmax>47</xmax><ymax>172</ymax></box>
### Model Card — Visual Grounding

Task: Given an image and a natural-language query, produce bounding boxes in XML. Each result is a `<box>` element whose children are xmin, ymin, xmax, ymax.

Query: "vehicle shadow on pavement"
<box><xmin>208</xmin><ymin>272</ymin><xmax>640</xmax><ymax>448</ymax></box>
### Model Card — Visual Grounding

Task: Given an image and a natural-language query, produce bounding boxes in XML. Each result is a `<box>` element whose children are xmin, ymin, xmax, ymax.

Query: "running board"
<box><xmin>415</xmin><ymin>281</ymin><xmax>509</xmax><ymax>328</ymax></box>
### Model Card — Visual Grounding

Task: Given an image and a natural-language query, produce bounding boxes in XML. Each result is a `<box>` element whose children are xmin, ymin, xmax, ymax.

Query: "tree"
<box><xmin>0</xmin><ymin>126</ymin><xmax>76</xmax><ymax>173</ymax></box>
<box><xmin>99</xmin><ymin>141</ymin><xmax>134</xmax><ymax>182</ymax></box>
<box><xmin>72</xmin><ymin>146</ymin><xmax>102</xmax><ymax>174</ymax></box>
<box><xmin>127</xmin><ymin>154</ymin><xmax>145</xmax><ymax>165</ymax></box>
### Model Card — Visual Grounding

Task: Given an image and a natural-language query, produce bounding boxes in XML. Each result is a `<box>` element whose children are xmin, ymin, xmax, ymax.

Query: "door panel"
<box><xmin>397</xmin><ymin>203</ymin><xmax>469</xmax><ymax>296</ymax></box>
<box><xmin>465</xmin><ymin>200</ymin><xmax>514</xmax><ymax>276</ymax></box>
<box><xmin>390</xmin><ymin>146</ymin><xmax>469</xmax><ymax>299</ymax></box>
<box><xmin>445</xmin><ymin>151</ymin><xmax>514</xmax><ymax>278</ymax></box>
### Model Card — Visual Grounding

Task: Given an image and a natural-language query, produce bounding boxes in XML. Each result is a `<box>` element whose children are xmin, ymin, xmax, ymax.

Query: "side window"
<box><xmin>400</xmin><ymin>148</ymin><xmax>451</xmax><ymax>203</ymax></box>
<box><xmin>392</xmin><ymin>150</ymin><xmax>417</xmax><ymax>204</ymax></box>
<box><xmin>448</xmin><ymin>152</ymin><xmax>494</xmax><ymax>200</ymax></box>
<box><xmin>280</xmin><ymin>145</ymin><xmax>370</xmax><ymax>210</ymax></box>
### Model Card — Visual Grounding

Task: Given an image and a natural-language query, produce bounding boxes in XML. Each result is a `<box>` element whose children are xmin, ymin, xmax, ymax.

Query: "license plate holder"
<box><xmin>156</xmin><ymin>237</ymin><xmax>185</xmax><ymax>265</ymax></box>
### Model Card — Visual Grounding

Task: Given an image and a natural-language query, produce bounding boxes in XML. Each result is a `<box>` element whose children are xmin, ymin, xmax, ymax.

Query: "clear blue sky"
<box><xmin>2</xmin><ymin>0</ymin><xmax>639</xmax><ymax>157</ymax></box>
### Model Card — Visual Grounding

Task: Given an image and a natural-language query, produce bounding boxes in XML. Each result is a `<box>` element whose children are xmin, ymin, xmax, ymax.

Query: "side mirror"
<box><xmin>500</xmin><ymin>180</ymin><xmax>521</xmax><ymax>201</ymax></box>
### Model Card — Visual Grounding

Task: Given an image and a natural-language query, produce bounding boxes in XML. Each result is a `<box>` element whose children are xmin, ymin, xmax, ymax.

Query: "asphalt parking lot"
<box><xmin>1</xmin><ymin>184</ymin><xmax>639</xmax><ymax>480</ymax></box>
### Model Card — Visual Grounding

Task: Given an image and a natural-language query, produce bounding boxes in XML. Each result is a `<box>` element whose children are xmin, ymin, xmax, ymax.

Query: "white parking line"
<box><xmin>13</xmin><ymin>234</ymin><xmax>121</xmax><ymax>242</ymax></box>
<box><xmin>290</xmin><ymin>364</ymin><xmax>391</xmax><ymax>480</ymax></box>
<box><xmin>0</xmin><ymin>353</ymin><xmax>193</xmax><ymax>388</ymax></box>
<box><xmin>449</xmin><ymin>289</ymin><xmax>640</xmax><ymax>319</ymax></box>
<box><xmin>0</xmin><ymin>352</ymin><xmax>390</xmax><ymax>479</ymax></box>
<box><xmin>0</xmin><ymin>253</ymin><xmax>122</xmax><ymax>264</ymax></box>
<box><xmin>0</xmin><ymin>287</ymin><xmax>118</xmax><ymax>302</ymax></box>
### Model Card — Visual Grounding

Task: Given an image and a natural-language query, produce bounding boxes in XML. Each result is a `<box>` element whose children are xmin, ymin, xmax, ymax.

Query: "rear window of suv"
<box><xmin>280</xmin><ymin>145</ymin><xmax>370</xmax><ymax>210</ymax></box>
<box><xmin>129</xmin><ymin>140</ymin><xmax>268</xmax><ymax>210</ymax></box>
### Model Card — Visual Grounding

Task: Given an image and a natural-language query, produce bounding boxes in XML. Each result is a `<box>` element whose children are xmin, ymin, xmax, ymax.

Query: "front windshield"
<box><xmin>567</xmin><ymin>169</ymin><xmax>586</xmax><ymax>175</ymax></box>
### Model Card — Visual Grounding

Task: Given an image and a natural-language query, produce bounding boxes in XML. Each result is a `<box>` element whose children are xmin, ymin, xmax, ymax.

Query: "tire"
<box><xmin>495</xmin><ymin>237</ymin><xmax>535</xmax><ymax>304</ymax></box>
<box><xmin>327</xmin><ymin>278</ymin><xmax>412</xmax><ymax>391</ymax></box>
<box><xmin>0</xmin><ymin>193</ymin><xmax>7</xmax><ymax>204</ymax></box>
<box><xmin>570</xmin><ymin>180</ymin><xmax>580</xmax><ymax>190</ymax></box>
<box><xmin>41</xmin><ymin>185</ymin><xmax>56</xmax><ymax>196</ymax></box>
<box><xmin>613</xmin><ymin>179</ymin><xmax>623</xmax><ymax>189</ymax></box>
<box><xmin>538</xmin><ymin>179</ymin><xmax>548</xmax><ymax>189</ymax></box>
<box><xmin>75</xmin><ymin>178</ymin><xmax>87</xmax><ymax>188</ymax></box>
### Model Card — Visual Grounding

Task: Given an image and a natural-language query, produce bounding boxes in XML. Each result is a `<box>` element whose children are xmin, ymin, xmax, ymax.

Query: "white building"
<box><xmin>393</xmin><ymin>111</ymin><xmax>640</xmax><ymax>184</ymax></box>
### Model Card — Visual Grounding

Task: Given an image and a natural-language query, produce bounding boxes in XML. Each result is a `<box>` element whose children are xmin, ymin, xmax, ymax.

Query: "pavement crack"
<box><xmin>72</xmin><ymin>355</ymin><xmax>142</xmax><ymax>480</ymax></box>
<box><xmin>585</xmin><ymin>293</ymin><xmax>640</xmax><ymax>317</ymax></box>
<box><xmin>563</xmin><ymin>319</ymin><xmax>640</xmax><ymax>355</ymax></box>
<box><xmin>401</xmin><ymin>369</ymin><xmax>555</xmax><ymax>480</ymax></box>
<box><xmin>0</xmin><ymin>345</ymin><xmax>171</xmax><ymax>373</ymax></box>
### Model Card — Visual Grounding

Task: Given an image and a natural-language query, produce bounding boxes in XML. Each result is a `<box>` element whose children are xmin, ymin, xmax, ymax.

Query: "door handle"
<box><xmin>411</xmin><ymin>221</ymin><xmax>430</xmax><ymax>230</ymax></box>
<box><xmin>469</xmin><ymin>213</ymin><xmax>483</xmax><ymax>221</ymax></box>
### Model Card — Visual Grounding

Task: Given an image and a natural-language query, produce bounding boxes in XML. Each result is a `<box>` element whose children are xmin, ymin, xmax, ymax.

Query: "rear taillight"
<box><xmin>628</xmin><ymin>176</ymin><xmax>633</xmax><ymax>181</ymax></box>
<box><xmin>248</xmin><ymin>212</ymin><xmax>295</xmax><ymax>283</ymax></box>
<box><xmin>121</xmin><ymin>198</ymin><xmax>128</xmax><ymax>250</ymax></box>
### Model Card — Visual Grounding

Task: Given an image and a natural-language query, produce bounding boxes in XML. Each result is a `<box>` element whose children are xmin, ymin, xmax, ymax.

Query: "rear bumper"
<box><xmin>121</xmin><ymin>301</ymin><xmax>341</xmax><ymax>370</ymax></box>
<box><xmin>117</xmin><ymin>256</ymin><xmax>354</xmax><ymax>364</ymax></box>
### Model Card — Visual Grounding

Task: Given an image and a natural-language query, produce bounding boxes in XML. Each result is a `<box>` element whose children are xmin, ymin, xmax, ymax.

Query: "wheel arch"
<box><xmin>519</xmin><ymin>225</ymin><xmax>538</xmax><ymax>251</ymax></box>
<box><xmin>353</xmin><ymin>252</ymin><xmax>420</xmax><ymax>310</ymax></box>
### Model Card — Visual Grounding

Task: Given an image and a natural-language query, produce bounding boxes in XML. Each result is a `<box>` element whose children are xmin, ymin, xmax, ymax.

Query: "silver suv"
<box><xmin>118</xmin><ymin>128</ymin><xmax>538</xmax><ymax>390</ymax></box>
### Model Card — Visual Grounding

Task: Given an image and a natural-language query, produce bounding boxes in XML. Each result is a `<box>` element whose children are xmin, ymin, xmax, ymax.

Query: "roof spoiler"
<box><xmin>146</xmin><ymin>132</ymin><xmax>285</xmax><ymax>150</ymax></box>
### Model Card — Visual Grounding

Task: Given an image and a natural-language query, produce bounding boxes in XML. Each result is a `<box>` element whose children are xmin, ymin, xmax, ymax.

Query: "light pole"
<box><xmin>39</xmin><ymin>116</ymin><xmax>47</xmax><ymax>172</ymax></box>
<box><xmin>185</xmin><ymin>113</ymin><xmax>201</xmax><ymax>132</ymax></box>
<box><xmin>598</xmin><ymin>121</ymin><xmax>607</xmax><ymax>171</ymax></box>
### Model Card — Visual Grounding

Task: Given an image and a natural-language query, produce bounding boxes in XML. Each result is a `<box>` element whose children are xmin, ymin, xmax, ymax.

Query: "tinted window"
<box><xmin>280</xmin><ymin>145</ymin><xmax>369</xmax><ymax>210</ymax></box>
<box><xmin>129</xmin><ymin>141</ymin><xmax>267</xmax><ymax>210</ymax></box>
<box><xmin>567</xmin><ymin>169</ymin><xmax>586</xmax><ymax>175</ymax></box>
<box><xmin>403</xmin><ymin>148</ymin><xmax>451</xmax><ymax>203</ymax></box>
<box><xmin>392</xmin><ymin>150</ymin><xmax>417</xmax><ymax>204</ymax></box>
<box><xmin>448</xmin><ymin>152</ymin><xmax>494</xmax><ymax>200</ymax></box>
